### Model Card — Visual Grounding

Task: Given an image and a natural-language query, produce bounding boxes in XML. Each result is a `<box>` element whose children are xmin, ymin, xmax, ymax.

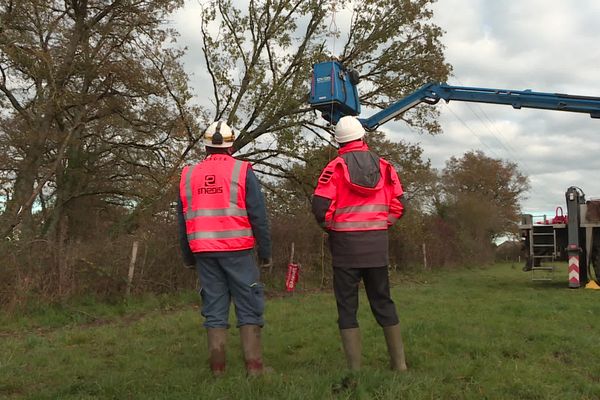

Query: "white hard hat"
<box><xmin>334</xmin><ymin>116</ymin><xmax>365</xmax><ymax>143</ymax></box>
<box><xmin>203</xmin><ymin>121</ymin><xmax>235</xmax><ymax>148</ymax></box>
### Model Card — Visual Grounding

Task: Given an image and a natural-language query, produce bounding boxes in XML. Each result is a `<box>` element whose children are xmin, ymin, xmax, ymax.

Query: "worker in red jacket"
<box><xmin>311</xmin><ymin>116</ymin><xmax>407</xmax><ymax>372</ymax></box>
<box><xmin>178</xmin><ymin>121</ymin><xmax>272</xmax><ymax>377</ymax></box>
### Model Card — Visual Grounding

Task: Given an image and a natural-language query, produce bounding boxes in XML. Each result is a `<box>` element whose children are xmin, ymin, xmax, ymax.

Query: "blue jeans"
<box><xmin>195</xmin><ymin>253</ymin><xmax>265</xmax><ymax>328</ymax></box>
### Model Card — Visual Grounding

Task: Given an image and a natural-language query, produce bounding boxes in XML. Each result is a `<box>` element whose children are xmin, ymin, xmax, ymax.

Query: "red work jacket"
<box><xmin>314</xmin><ymin>141</ymin><xmax>404</xmax><ymax>232</ymax></box>
<box><xmin>179</xmin><ymin>154</ymin><xmax>255</xmax><ymax>252</ymax></box>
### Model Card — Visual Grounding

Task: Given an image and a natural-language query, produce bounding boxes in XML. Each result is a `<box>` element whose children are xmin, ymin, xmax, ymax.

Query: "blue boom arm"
<box><xmin>309</xmin><ymin>61</ymin><xmax>600</xmax><ymax>131</ymax></box>
<box><xmin>361</xmin><ymin>83</ymin><xmax>600</xmax><ymax>131</ymax></box>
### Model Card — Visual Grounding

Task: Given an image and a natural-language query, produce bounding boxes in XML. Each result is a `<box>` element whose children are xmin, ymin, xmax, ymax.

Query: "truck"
<box><xmin>519</xmin><ymin>187</ymin><xmax>600</xmax><ymax>288</ymax></box>
<box><xmin>308</xmin><ymin>60</ymin><xmax>600</xmax><ymax>288</ymax></box>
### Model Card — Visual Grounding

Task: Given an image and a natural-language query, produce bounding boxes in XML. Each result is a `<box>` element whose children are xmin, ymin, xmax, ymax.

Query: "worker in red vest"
<box><xmin>311</xmin><ymin>116</ymin><xmax>407</xmax><ymax>372</ymax></box>
<box><xmin>177</xmin><ymin>121</ymin><xmax>272</xmax><ymax>377</ymax></box>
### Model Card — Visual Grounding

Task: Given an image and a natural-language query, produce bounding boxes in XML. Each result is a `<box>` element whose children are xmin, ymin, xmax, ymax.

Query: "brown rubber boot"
<box><xmin>383</xmin><ymin>324</ymin><xmax>408</xmax><ymax>371</ymax></box>
<box><xmin>339</xmin><ymin>328</ymin><xmax>361</xmax><ymax>371</ymax></box>
<box><xmin>240</xmin><ymin>325</ymin><xmax>266</xmax><ymax>376</ymax></box>
<box><xmin>207</xmin><ymin>328</ymin><xmax>227</xmax><ymax>377</ymax></box>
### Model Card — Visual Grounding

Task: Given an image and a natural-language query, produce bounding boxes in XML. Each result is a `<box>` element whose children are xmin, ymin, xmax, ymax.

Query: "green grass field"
<box><xmin>2</xmin><ymin>263</ymin><xmax>600</xmax><ymax>399</ymax></box>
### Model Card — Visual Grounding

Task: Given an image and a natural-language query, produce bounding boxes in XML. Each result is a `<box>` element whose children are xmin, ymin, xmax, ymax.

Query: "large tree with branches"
<box><xmin>200</xmin><ymin>0</ymin><xmax>451</xmax><ymax>180</ymax></box>
<box><xmin>0</xmin><ymin>0</ymin><xmax>202</xmax><ymax>238</ymax></box>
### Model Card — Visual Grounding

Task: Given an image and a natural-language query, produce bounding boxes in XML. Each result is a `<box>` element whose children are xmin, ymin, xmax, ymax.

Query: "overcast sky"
<box><xmin>172</xmin><ymin>1</ymin><xmax>600</xmax><ymax>215</ymax></box>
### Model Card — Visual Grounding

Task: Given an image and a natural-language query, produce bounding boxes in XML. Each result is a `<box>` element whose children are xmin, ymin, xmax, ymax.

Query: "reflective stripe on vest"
<box><xmin>335</xmin><ymin>204</ymin><xmax>389</xmax><ymax>215</ymax></box>
<box><xmin>330</xmin><ymin>220</ymin><xmax>388</xmax><ymax>230</ymax></box>
<box><xmin>184</xmin><ymin>163</ymin><xmax>195</xmax><ymax>213</ymax></box>
<box><xmin>229</xmin><ymin>160</ymin><xmax>243</xmax><ymax>208</ymax></box>
<box><xmin>188</xmin><ymin>228</ymin><xmax>253</xmax><ymax>240</ymax></box>
<box><xmin>187</xmin><ymin>208</ymin><xmax>248</xmax><ymax>217</ymax></box>
<box><xmin>331</xmin><ymin>204</ymin><xmax>390</xmax><ymax>231</ymax></box>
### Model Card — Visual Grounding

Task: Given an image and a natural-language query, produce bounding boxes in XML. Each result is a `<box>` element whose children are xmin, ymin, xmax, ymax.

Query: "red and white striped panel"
<box><xmin>568</xmin><ymin>256</ymin><xmax>580</xmax><ymax>288</ymax></box>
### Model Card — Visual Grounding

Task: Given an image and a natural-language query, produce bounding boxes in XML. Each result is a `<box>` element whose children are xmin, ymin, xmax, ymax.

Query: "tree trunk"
<box><xmin>1</xmin><ymin>108</ymin><xmax>55</xmax><ymax>237</ymax></box>
<box><xmin>1</xmin><ymin>142</ymin><xmax>46</xmax><ymax>237</ymax></box>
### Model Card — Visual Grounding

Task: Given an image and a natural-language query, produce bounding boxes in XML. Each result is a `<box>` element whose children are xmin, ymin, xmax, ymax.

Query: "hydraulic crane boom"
<box><xmin>309</xmin><ymin>61</ymin><xmax>600</xmax><ymax>130</ymax></box>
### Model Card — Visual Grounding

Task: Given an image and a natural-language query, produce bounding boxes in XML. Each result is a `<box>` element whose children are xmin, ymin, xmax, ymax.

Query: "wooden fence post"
<box><xmin>126</xmin><ymin>240</ymin><xmax>139</xmax><ymax>297</ymax></box>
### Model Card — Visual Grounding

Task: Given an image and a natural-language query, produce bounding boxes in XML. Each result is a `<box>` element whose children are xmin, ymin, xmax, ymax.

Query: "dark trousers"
<box><xmin>333</xmin><ymin>266</ymin><xmax>399</xmax><ymax>329</ymax></box>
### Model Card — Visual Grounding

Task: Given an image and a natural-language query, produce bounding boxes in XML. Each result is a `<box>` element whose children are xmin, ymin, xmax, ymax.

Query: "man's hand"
<box><xmin>259</xmin><ymin>257</ymin><xmax>273</xmax><ymax>269</ymax></box>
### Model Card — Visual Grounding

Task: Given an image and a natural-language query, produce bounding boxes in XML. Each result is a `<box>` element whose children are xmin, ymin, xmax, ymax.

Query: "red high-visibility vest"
<box><xmin>179</xmin><ymin>154</ymin><xmax>255</xmax><ymax>252</ymax></box>
<box><xmin>314</xmin><ymin>141</ymin><xmax>404</xmax><ymax>232</ymax></box>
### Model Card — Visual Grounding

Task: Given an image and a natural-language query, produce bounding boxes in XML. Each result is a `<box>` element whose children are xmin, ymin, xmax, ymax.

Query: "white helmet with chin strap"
<box><xmin>203</xmin><ymin>121</ymin><xmax>235</xmax><ymax>148</ymax></box>
<box><xmin>334</xmin><ymin>116</ymin><xmax>365</xmax><ymax>144</ymax></box>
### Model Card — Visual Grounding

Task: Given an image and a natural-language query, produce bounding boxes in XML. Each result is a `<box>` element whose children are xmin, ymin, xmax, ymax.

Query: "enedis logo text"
<box><xmin>198</xmin><ymin>174</ymin><xmax>223</xmax><ymax>194</ymax></box>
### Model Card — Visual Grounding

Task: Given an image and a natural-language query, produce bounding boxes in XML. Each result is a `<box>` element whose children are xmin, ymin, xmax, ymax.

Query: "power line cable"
<box><xmin>451</xmin><ymin>78</ymin><xmax>535</xmax><ymax>177</ymax></box>
<box><xmin>443</xmin><ymin>102</ymin><xmax>504</xmax><ymax>160</ymax></box>
<box><xmin>461</xmin><ymin>101</ymin><xmax>536</xmax><ymax>177</ymax></box>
